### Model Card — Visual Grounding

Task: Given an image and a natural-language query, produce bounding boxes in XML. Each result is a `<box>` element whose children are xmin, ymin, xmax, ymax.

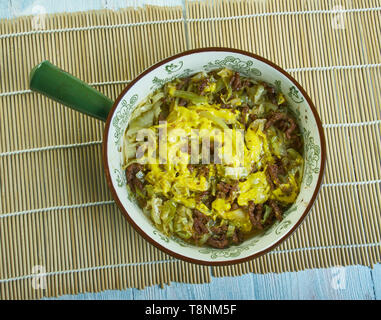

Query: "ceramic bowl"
<box><xmin>102</xmin><ymin>48</ymin><xmax>326</xmax><ymax>265</ymax></box>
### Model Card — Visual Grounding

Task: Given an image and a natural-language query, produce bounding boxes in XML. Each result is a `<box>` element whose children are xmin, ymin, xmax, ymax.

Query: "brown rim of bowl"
<box><xmin>102</xmin><ymin>47</ymin><xmax>327</xmax><ymax>266</ymax></box>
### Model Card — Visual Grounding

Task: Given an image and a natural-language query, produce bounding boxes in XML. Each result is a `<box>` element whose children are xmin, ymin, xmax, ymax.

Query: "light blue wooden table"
<box><xmin>1</xmin><ymin>0</ymin><xmax>380</xmax><ymax>300</ymax></box>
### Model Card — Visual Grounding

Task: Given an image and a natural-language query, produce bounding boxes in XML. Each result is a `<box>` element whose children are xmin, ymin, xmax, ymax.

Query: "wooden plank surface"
<box><xmin>44</xmin><ymin>265</ymin><xmax>378</xmax><ymax>300</ymax></box>
<box><xmin>2</xmin><ymin>0</ymin><xmax>380</xmax><ymax>300</ymax></box>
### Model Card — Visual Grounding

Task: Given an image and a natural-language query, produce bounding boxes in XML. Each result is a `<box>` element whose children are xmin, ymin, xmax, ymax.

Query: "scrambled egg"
<box><xmin>123</xmin><ymin>68</ymin><xmax>306</xmax><ymax>246</ymax></box>
<box><xmin>139</xmin><ymin>102</ymin><xmax>300</xmax><ymax>231</ymax></box>
<box><xmin>212</xmin><ymin>198</ymin><xmax>231</xmax><ymax>213</ymax></box>
<box><xmin>270</xmin><ymin>170</ymin><xmax>300</xmax><ymax>204</ymax></box>
<box><xmin>237</xmin><ymin>171</ymin><xmax>271</xmax><ymax>207</ymax></box>
<box><xmin>244</xmin><ymin>119</ymin><xmax>270</xmax><ymax>166</ymax></box>
<box><xmin>219</xmin><ymin>209</ymin><xmax>252</xmax><ymax>232</ymax></box>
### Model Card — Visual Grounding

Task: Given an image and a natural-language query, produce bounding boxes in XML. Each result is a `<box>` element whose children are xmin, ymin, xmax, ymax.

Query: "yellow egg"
<box><xmin>142</xmin><ymin>98</ymin><xmax>300</xmax><ymax>228</ymax></box>
<box><xmin>244</xmin><ymin>119</ymin><xmax>271</xmax><ymax>167</ymax></box>
<box><xmin>204</xmin><ymin>82</ymin><xmax>216</xmax><ymax>93</ymax></box>
<box><xmin>278</xmin><ymin>93</ymin><xmax>286</xmax><ymax>105</ymax></box>
<box><xmin>271</xmin><ymin>173</ymin><xmax>300</xmax><ymax>204</ymax></box>
<box><xmin>245</xmin><ymin>128</ymin><xmax>263</xmax><ymax>163</ymax></box>
<box><xmin>212</xmin><ymin>198</ymin><xmax>231</xmax><ymax>213</ymax></box>
<box><xmin>190</xmin><ymin>104</ymin><xmax>239</xmax><ymax>124</ymax></box>
<box><xmin>173</xmin><ymin>196</ymin><xmax>196</xmax><ymax>209</ymax></box>
<box><xmin>237</xmin><ymin>171</ymin><xmax>270</xmax><ymax>206</ymax></box>
<box><xmin>220</xmin><ymin>209</ymin><xmax>252</xmax><ymax>232</ymax></box>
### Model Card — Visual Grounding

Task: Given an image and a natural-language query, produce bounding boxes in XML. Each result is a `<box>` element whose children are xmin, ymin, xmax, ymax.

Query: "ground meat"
<box><xmin>210</xmin><ymin>224</ymin><xmax>228</xmax><ymax>236</ymax></box>
<box><xmin>178</xmin><ymin>98</ymin><xmax>187</xmax><ymax>106</ymax></box>
<box><xmin>193</xmin><ymin>209</ymin><xmax>209</xmax><ymax>222</ymax></box>
<box><xmin>248</xmin><ymin>202</ymin><xmax>264</xmax><ymax>230</ymax></box>
<box><xmin>231</xmin><ymin>202</ymin><xmax>240</xmax><ymax>210</ymax></box>
<box><xmin>192</xmin><ymin>209</ymin><xmax>210</xmax><ymax>237</ymax></box>
<box><xmin>158</xmin><ymin>111</ymin><xmax>166</xmax><ymax>122</ymax></box>
<box><xmin>216</xmin><ymin>181</ymin><xmax>238</xmax><ymax>201</ymax></box>
<box><xmin>193</xmin><ymin>219</ymin><xmax>209</xmax><ymax>236</ymax></box>
<box><xmin>188</xmin><ymin>144</ymin><xmax>193</xmax><ymax>155</ymax></box>
<box><xmin>265</xmin><ymin>169</ymin><xmax>276</xmax><ymax>190</ymax></box>
<box><xmin>242</xmin><ymin>79</ymin><xmax>253</xmax><ymax>88</ymax></box>
<box><xmin>269</xmin><ymin>200</ymin><xmax>283</xmax><ymax>221</ymax></box>
<box><xmin>125</xmin><ymin>163</ymin><xmax>145</xmax><ymax>193</ymax></box>
<box><xmin>240</xmin><ymin>105</ymin><xmax>249</xmax><ymax>125</ymax></box>
<box><xmin>176</xmin><ymin>77</ymin><xmax>190</xmax><ymax>90</ymax></box>
<box><xmin>249</xmin><ymin>114</ymin><xmax>257</xmax><ymax>122</ymax></box>
<box><xmin>209</xmin><ymin>142</ymin><xmax>215</xmax><ymax>156</ymax></box>
<box><xmin>230</xmin><ymin>182</ymin><xmax>239</xmax><ymax>200</ymax></box>
<box><xmin>263</xmin><ymin>82</ymin><xmax>278</xmax><ymax>105</ymax></box>
<box><xmin>207</xmin><ymin>224</ymin><xmax>229</xmax><ymax>249</ymax></box>
<box><xmin>207</xmin><ymin>236</ymin><xmax>229</xmax><ymax>249</ymax></box>
<box><xmin>265</xmin><ymin>112</ymin><xmax>298</xmax><ymax>140</ymax></box>
<box><xmin>217</xmin><ymin>181</ymin><xmax>231</xmax><ymax>194</ymax></box>
<box><xmin>198</xmin><ymin>166</ymin><xmax>209</xmax><ymax>177</ymax></box>
<box><xmin>267</xmin><ymin>161</ymin><xmax>285</xmax><ymax>186</ymax></box>
<box><xmin>230</xmin><ymin>72</ymin><xmax>242</xmax><ymax>91</ymax></box>
<box><xmin>216</xmin><ymin>190</ymin><xmax>225</xmax><ymax>199</ymax></box>
<box><xmin>202</xmin><ymin>193</ymin><xmax>215</xmax><ymax>210</ymax></box>
<box><xmin>161</xmin><ymin>96</ymin><xmax>171</xmax><ymax>105</ymax></box>
<box><xmin>280</xmin><ymin>184</ymin><xmax>293</xmax><ymax>195</ymax></box>
<box><xmin>198</xmin><ymin>166</ymin><xmax>209</xmax><ymax>178</ymax></box>
<box><xmin>276</xmin><ymin>159</ymin><xmax>286</xmax><ymax>174</ymax></box>
<box><xmin>246</xmin><ymin>113</ymin><xmax>257</xmax><ymax>129</ymax></box>
<box><xmin>220</xmin><ymin>104</ymin><xmax>233</xmax><ymax>109</ymax></box>
<box><xmin>231</xmin><ymin>229</ymin><xmax>244</xmax><ymax>245</ymax></box>
<box><xmin>199</xmin><ymin>78</ymin><xmax>209</xmax><ymax>95</ymax></box>
<box><xmin>158</xmin><ymin>105</ymin><xmax>170</xmax><ymax>123</ymax></box>
<box><xmin>196</xmin><ymin>190</ymin><xmax>210</xmax><ymax>204</ymax></box>
<box><xmin>209</xmin><ymin>141</ymin><xmax>221</xmax><ymax>164</ymax></box>
<box><xmin>292</xmin><ymin>135</ymin><xmax>303</xmax><ymax>151</ymax></box>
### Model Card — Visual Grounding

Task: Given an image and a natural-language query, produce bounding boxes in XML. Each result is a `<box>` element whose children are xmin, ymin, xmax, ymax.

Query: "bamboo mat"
<box><xmin>0</xmin><ymin>0</ymin><xmax>380</xmax><ymax>299</ymax></box>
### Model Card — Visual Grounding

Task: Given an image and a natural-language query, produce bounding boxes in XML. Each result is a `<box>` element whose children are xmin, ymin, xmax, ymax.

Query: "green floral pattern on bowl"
<box><xmin>199</xmin><ymin>238</ymin><xmax>260</xmax><ymax>259</ymax></box>
<box><xmin>203</xmin><ymin>56</ymin><xmax>262</xmax><ymax>77</ymax></box>
<box><xmin>303</xmin><ymin>129</ymin><xmax>321</xmax><ymax>187</ymax></box>
<box><xmin>151</xmin><ymin>68</ymin><xmax>194</xmax><ymax>90</ymax></box>
<box><xmin>112</xmin><ymin>94</ymin><xmax>139</xmax><ymax>144</ymax></box>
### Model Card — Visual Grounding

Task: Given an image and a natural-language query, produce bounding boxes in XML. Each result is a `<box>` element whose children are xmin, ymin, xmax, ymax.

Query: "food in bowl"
<box><xmin>122</xmin><ymin>68</ymin><xmax>304</xmax><ymax>249</ymax></box>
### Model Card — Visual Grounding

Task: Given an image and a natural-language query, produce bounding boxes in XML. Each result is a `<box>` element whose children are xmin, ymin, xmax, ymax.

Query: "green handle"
<box><xmin>29</xmin><ymin>61</ymin><xmax>114</xmax><ymax>122</ymax></box>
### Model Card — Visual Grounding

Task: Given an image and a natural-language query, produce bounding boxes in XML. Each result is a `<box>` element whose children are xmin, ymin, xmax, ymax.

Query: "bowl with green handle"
<box><xmin>30</xmin><ymin>48</ymin><xmax>326</xmax><ymax>265</ymax></box>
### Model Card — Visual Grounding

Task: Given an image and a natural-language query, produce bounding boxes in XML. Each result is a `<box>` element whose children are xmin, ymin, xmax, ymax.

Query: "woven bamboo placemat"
<box><xmin>0</xmin><ymin>0</ymin><xmax>380</xmax><ymax>299</ymax></box>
